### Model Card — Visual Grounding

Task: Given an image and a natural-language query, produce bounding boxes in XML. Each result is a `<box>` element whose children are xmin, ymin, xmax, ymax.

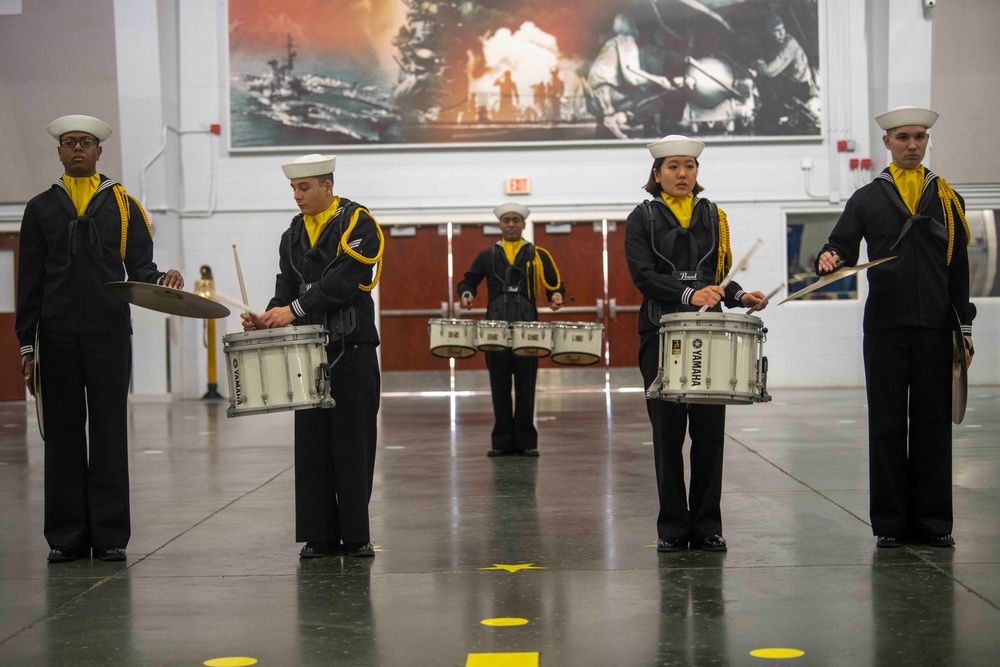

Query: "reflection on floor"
<box><xmin>1</xmin><ymin>384</ymin><xmax>999</xmax><ymax>666</ymax></box>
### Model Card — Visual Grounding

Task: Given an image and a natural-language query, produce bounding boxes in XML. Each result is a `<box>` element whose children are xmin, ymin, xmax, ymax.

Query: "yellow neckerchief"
<box><xmin>889</xmin><ymin>163</ymin><xmax>924</xmax><ymax>215</ymax></box>
<box><xmin>501</xmin><ymin>238</ymin><xmax>524</xmax><ymax>265</ymax></box>
<box><xmin>62</xmin><ymin>173</ymin><xmax>101</xmax><ymax>216</ymax></box>
<box><xmin>660</xmin><ymin>191</ymin><xmax>694</xmax><ymax>228</ymax></box>
<box><xmin>303</xmin><ymin>197</ymin><xmax>339</xmax><ymax>248</ymax></box>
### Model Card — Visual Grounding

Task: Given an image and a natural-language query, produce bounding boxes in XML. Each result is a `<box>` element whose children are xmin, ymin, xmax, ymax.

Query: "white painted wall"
<box><xmin>106</xmin><ymin>0</ymin><xmax>998</xmax><ymax>398</ymax></box>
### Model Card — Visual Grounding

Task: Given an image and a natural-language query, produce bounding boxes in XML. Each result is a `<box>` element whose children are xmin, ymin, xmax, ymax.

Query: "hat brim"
<box><xmin>493</xmin><ymin>203</ymin><xmax>530</xmax><ymax>221</ymax></box>
<box><xmin>46</xmin><ymin>115</ymin><xmax>113</xmax><ymax>142</ymax></box>
<box><xmin>647</xmin><ymin>135</ymin><xmax>704</xmax><ymax>159</ymax></box>
<box><xmin>875</xmin><ymin>107</ymin><xmax>938</xmax><ymax>131</ymax></box>
<box><xmin>282</xmin><ymin>154</ymin><xmax>336</xmax><ymax>179</ymax></box>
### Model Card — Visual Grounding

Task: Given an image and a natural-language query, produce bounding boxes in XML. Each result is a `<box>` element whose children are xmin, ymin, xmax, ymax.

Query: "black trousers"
<box><xmin>294</xmin><ymin>343</ymin><xmax>379</xmax><ymax>544</ymax></box>
<box><xmin>639</xmin><ymin>333</ymin><xmax>726</xmax><ymax>543</ymax></box>
<box><xmin>40</xmin><ymin>330</ymin><xmax>132</xmax><ymax>551</ymax></box>
<box><xmin>485</xmin><ymin>349</ymin><xmax>538</xmax><ymax>453</ymax></box>
<box><xmin>863</xmin><ymin>327</ymin><xmax>953</xmax><ymax>538</ymax></box>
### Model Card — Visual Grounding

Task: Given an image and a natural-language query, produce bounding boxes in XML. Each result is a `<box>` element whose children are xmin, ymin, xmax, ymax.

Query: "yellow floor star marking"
<box><xmin>750</xmin><ymin>648</ymin><xmax>805</xmax><ymax>659</ymax></box>
<box><xmin>466</xmin><ymin>652</ymin><xmax>539</xmax><ymax>667</ymax></box>
<box><xmin>481</xmin><ymin>617</ymin><xmax>529</xmax><ymax>627</ymax></box>
<box><xmin>373</xmin><ymin>545</ymin><xmax>385</xmax><ymax>552</ymax></box>
<box><xmin>479</xmin><ymin>563</ymin><xmax>546</xmax><ymax>573</ymax></box>
<box><xmin>204</xmin><ymin>658</ymin><xmax>258</xmax><ymax>667</ymax></box>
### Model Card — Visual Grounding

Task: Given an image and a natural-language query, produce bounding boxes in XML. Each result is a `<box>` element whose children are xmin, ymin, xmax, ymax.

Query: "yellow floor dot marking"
<box><xmin>750</xmin><ymin>648</ymin><xmax>805</xmax><ymax>659</ymax></box>
<box><xmin>466</xmin><ymin>652</ymin><xmax>539</xmax><ymax>667</ymax></box>
<box><xmin>204</xmin><ymin>658</ymin><xmax>258</xmax><ymax>667</ymax></box>
<box><xmin>481</xmin><ymin>617</ymin><xmax>529</xmax><ymax>627</ymax></box>
<box><xmin>479</xmin><ymin>563</ymin><xmax>545</xmax><ymax>573</ymax></box>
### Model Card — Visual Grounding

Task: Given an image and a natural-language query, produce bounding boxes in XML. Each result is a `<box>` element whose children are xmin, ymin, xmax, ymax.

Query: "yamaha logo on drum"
<box><xmin>690</xmin><ymin>338</ymin><xmax>704</xmax><ymax>386</ymax></box>
<box><xmin>232</xmin><ymin>357</ymin><xmax>242</xmax><ymax>401</ymax></box>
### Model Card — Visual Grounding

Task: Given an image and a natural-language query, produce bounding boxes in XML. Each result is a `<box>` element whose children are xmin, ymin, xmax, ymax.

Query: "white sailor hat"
<box><xmin>493</xmin><ymin>202</ymin><xmax>530</xmax><ymax>221</ymax></box>
<box><xmin>647</xmin><ymin>134</ymin><xmax>704</xmax><ymax>159</ymax></box>
<box><xmin>46</xmin><ymin>115</ymin><xmax>113</xmax><ymax>142</ymax></box>
<box><xmin>281</xmin><ymin>154</ymin><xmax>337</xmax><ymax>179</ymax></box>
<box><xmin>875</xmin><ymin>106</ymin><xmax>938</xmax><ymax>131</ymax></box>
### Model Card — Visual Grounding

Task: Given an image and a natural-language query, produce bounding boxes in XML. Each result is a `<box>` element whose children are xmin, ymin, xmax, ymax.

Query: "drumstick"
<box><xmin>699</xmin><ymin>238</ymin><xmax>763</xmax><ymax>313</ymax></box>
<box><xmin>207</xmin><ymin>289</ymin><xmax>264</xmax><ymax>317</ymax></box>
<box><xmin>746</xmin><ymin>282</ymin><xmax>785</xmax><ymax>313</ymax></box>
<box><xmin>233</xmin><ymin>244</ymin><xmax>250</xmax><ymax>317</ymax></box>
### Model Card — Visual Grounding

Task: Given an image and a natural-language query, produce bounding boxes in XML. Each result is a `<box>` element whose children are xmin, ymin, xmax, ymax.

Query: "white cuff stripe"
<box><xmin>291</xmin><ymin>300</ymin><xmax>306</xmax><ymax>318</ymax></box>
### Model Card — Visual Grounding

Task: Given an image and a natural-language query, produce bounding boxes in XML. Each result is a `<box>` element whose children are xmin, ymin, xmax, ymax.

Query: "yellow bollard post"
<box><xmin>195</xmin><ymin>265</ymin><xmax>223</xmax><ymax>399</ymax></box>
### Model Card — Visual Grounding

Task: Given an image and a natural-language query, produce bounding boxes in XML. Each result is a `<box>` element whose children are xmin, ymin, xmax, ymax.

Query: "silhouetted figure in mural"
<box><xmin>493</xmin><ymin>70</ymin><xmax>520</xmax><ymax>122</ymax></box>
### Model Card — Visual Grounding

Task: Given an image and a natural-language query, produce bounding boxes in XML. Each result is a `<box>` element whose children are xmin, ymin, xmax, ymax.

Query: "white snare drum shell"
<box><xmin>223</xmin><ymin>325</ymin><xmax>331</xmax><ymax>417</ymax></box>
<box><xmin>429</xmin><ymin>318</ymin><xmax>477</xmax><ymax>358</ymax></box>
<box><xmin>655</xmin><ymin>312</ymin><xmax>767</xmax><ymax>405</ymax></box>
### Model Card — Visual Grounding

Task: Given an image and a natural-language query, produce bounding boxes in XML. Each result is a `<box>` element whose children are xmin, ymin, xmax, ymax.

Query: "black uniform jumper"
<box><xmin>457</xmin><ymin>241</ymin><xmax>564</xmax><ymax>454</ymax></box>
<box><xmin>819</xmin><ymin>168</ymin><xmax>974</xmax><ymax>539</ymax></box>
<box><xmin>625</xmin><ymin>196</ymin><xmax>746</xmax><ymax>544</ymax></box>
<box><xmin>270</xmin><ymin>197</ymin><xmax>382</xmax><ymax>545</ymax></box>
<box><xmin>16</xmin><ymin>176</ymin><xmax>167</xmax><ymax>552</ymax></box>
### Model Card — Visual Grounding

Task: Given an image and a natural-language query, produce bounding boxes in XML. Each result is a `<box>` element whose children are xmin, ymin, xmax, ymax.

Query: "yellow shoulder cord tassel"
<box><xmin>937</xmin><ymin>178</ymin><xmax>969</xmax><ymax>265</ymax></box>
<box><xmin>715</xmin><ymin>208</ymin><xmax>732</xmax><ymax>283</ymax></box>
<box><xmin>339</xmin><ymin>205</ymin><xmax>385</xmax><ymax>291</ymax></box>
<box><xmin>112</xmin><ymin>185</ymin><xmax>153</xmax><ymax>262</ymax></box>
<box><xmin>532</xmin><ymin>246</ymin><xmax>562</xmax><ymax>299</ymax></box>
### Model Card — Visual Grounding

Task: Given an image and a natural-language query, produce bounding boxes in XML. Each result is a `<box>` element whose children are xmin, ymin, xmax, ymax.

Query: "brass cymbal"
<box><xmin>105</xmin><ymin>281</ymin><xmax>231</xmax><ymax>319</ymax></box>
<box><xmin>778</xmin><ymin>256</ymin><xmax>897</xmax><ymax>305</ymax></box>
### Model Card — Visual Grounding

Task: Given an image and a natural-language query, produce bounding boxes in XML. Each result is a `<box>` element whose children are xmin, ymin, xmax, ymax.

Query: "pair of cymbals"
<box><xmin>105</xmin><ymin>281</ymin><xmax>231</xmax><ymax>319</ymax></box>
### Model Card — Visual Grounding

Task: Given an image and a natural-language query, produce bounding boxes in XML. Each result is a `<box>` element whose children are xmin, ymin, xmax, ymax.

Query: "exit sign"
<box><xmin>505</xmin><ymin>177</ymin><xmax>531</xmax><ymax>195</ymax></box>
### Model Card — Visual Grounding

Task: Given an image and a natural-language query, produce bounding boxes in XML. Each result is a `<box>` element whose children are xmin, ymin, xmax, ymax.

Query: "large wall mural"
<box><xmin>227</xmin><ymin>0</ymin><xmax>820</xmax><ymax>149</ymax></box>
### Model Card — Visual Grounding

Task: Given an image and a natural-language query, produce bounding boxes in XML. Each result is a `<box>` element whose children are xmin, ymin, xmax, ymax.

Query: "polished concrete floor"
<box><xmin>1</xmin><ymin>374</ymin><xmax>999</xmax><ymax>666</ymax></box>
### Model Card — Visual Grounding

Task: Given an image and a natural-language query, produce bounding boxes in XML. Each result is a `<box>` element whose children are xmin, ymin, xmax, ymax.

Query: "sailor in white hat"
<box><xmin>456</xmin><ymin>202</ymin><xmax>565</xmax><ymax>457</ymax></box>
<box><xmin>625</xmin><ymin>134</ymin><xmax>767</xmax><ymax>554</ymax></box>
<box><xmin>16</xmin><ymin>114</ymin><xmax>183</xmax><ymax>563</ymax></box>
<box><xmin>242</xmin><ymin>153</ymin><xmax>384</xmax><ymax>560</ymax></box>
<box><xmin>814</xmin><ymin>106</ymin><xmax>974</xmax><ymax>549</ymax></box>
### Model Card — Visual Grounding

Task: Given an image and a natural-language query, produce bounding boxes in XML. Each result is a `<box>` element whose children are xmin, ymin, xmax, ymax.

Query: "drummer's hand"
<box><xmin>23</xmin><ymin>359</ymin><xmax>35</xmax><ymax>396</ymax></box>
<box><xmin>691</xmin><ymin>285</ymin><xmax>725</xmax><ymax>308</ymax></box>
<box><xmin>460</xmin><ymin>294</ymin><xmax>474</xmax><ymax>310</ymax></box>
<box><xmin>965</xmin><ymin>335</ymin><xmax>974</xmax><ymax>369</ymax></box>
<box><xmin>817</xmin><ymin>251</ymin><xmax>840</xmax><ymax>275</ymax></box>
<box><xmin>241</xmin><ymin>311</ymin><xmax>264</xmax><ymax>331</ymax></box>
<box><xmin>260</xmin><ymin>306</ymin><xmax>295</xmax><ymax>329</ymax></box>
<box><xmin>741</xmin><ymin>291</ymin><xmax>768</xmax><ymax>311</ymax></box>
<box><xmin>162</xmin><ymin>269</ymin><xmax>184</xmax><ymax>289</ymax></box>
<box><xmin>550</xmin><ymin>293</ymin><xmax>564</xmax><ymax>311</ymax></box>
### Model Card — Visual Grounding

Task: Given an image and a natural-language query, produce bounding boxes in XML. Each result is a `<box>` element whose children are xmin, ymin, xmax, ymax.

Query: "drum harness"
<box><xmin>285</xmin><ymin>203</ymin><xmax>384</xmax><ymax>397</ymax></box>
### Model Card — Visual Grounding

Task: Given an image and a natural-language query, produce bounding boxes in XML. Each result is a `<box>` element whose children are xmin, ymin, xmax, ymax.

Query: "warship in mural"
<box><xmin>238</xmin><ymin>35</ymin><xmax>400</xmax><ymax>144</ymax></box>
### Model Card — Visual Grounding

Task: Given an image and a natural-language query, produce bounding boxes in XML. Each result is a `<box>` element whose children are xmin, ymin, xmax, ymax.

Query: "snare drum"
<box><xmin>428</xmin><ymin>318</ymin><xmax>477</xmax><ymax>358</ymax></box>
<box><xmin>646</xmin><ymin>312</ymin><xmax>770</xmax><ymax>405</ymax></box>
<box><xmin>223</xmin><ymin>325</ymin><xmax>333</xmax><ymax>418</ymax></box>
<box><xmin>475</xmin><ymin>320</ymin><xmax>511</xmax><ymax>351</ymax></box>
<box><xmin>511</xmin><ymin>321</ymin><xmax>553</xmax><ymax>358</ymax></box>
<box><xmin>550</xmin><ymin>322</ymin><xmax>604</xmax><ymax>366</ymax></box>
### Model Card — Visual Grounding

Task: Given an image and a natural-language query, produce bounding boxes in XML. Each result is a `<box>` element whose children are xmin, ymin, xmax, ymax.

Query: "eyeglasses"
<box><xmin>59</xmin><ymin>137</ymin><xmax>99</xmax><ymax>148</ymax></box>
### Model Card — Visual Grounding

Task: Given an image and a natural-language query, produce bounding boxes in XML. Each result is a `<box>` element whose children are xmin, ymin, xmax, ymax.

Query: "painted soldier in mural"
<box><xmin>586</xmin><ymin>13</ymin><xmax>690</xmax><ymax>140</ymax></box>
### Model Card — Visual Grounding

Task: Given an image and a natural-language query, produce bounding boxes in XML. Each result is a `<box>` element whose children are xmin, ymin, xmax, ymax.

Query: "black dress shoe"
<box><xmin>876</xmin><ymin>536</ymin><xmax>905</xmax><ymax>548</ymax></box>
<box><xmin>922</xmin><ymin>534</ymin><xmax>955</xmax><ymax>548</ymax></box>
<box><xmin>487</xmin><ymin>449</ymin><xmax>514</xmax><ymax>457</ymax></box>
<box><xmin>344</xmin><ymin>541</ymin><xmax>375</xmax><ymax>557</ymax></box>
<box><xmin>656</xmin><ymin>538</ymin><xmax>687</xmax><ymax>553</ymax></box>
<box><xmin>299</xmin><ymin>542</ymin><xmax>335</xmax><ymax>558</ymax></box>
<box><xmin>47</xmin><ymin>547</ymin><xmax>81</xmax><ymax>563</ymax></box>
<box><xmin>518</xmin><ymin>449</ymin><xmax>540</xmax><ymax>457</ymax></box>
<box><xmin>694</xmin><ymin>535</ymin><xmax>728</xmax><ymax>551</ymax></box>
<box><xmin>95</xmin><ymin>547</ymin><xmax>127</xmax><ymax>562</ymax></box>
